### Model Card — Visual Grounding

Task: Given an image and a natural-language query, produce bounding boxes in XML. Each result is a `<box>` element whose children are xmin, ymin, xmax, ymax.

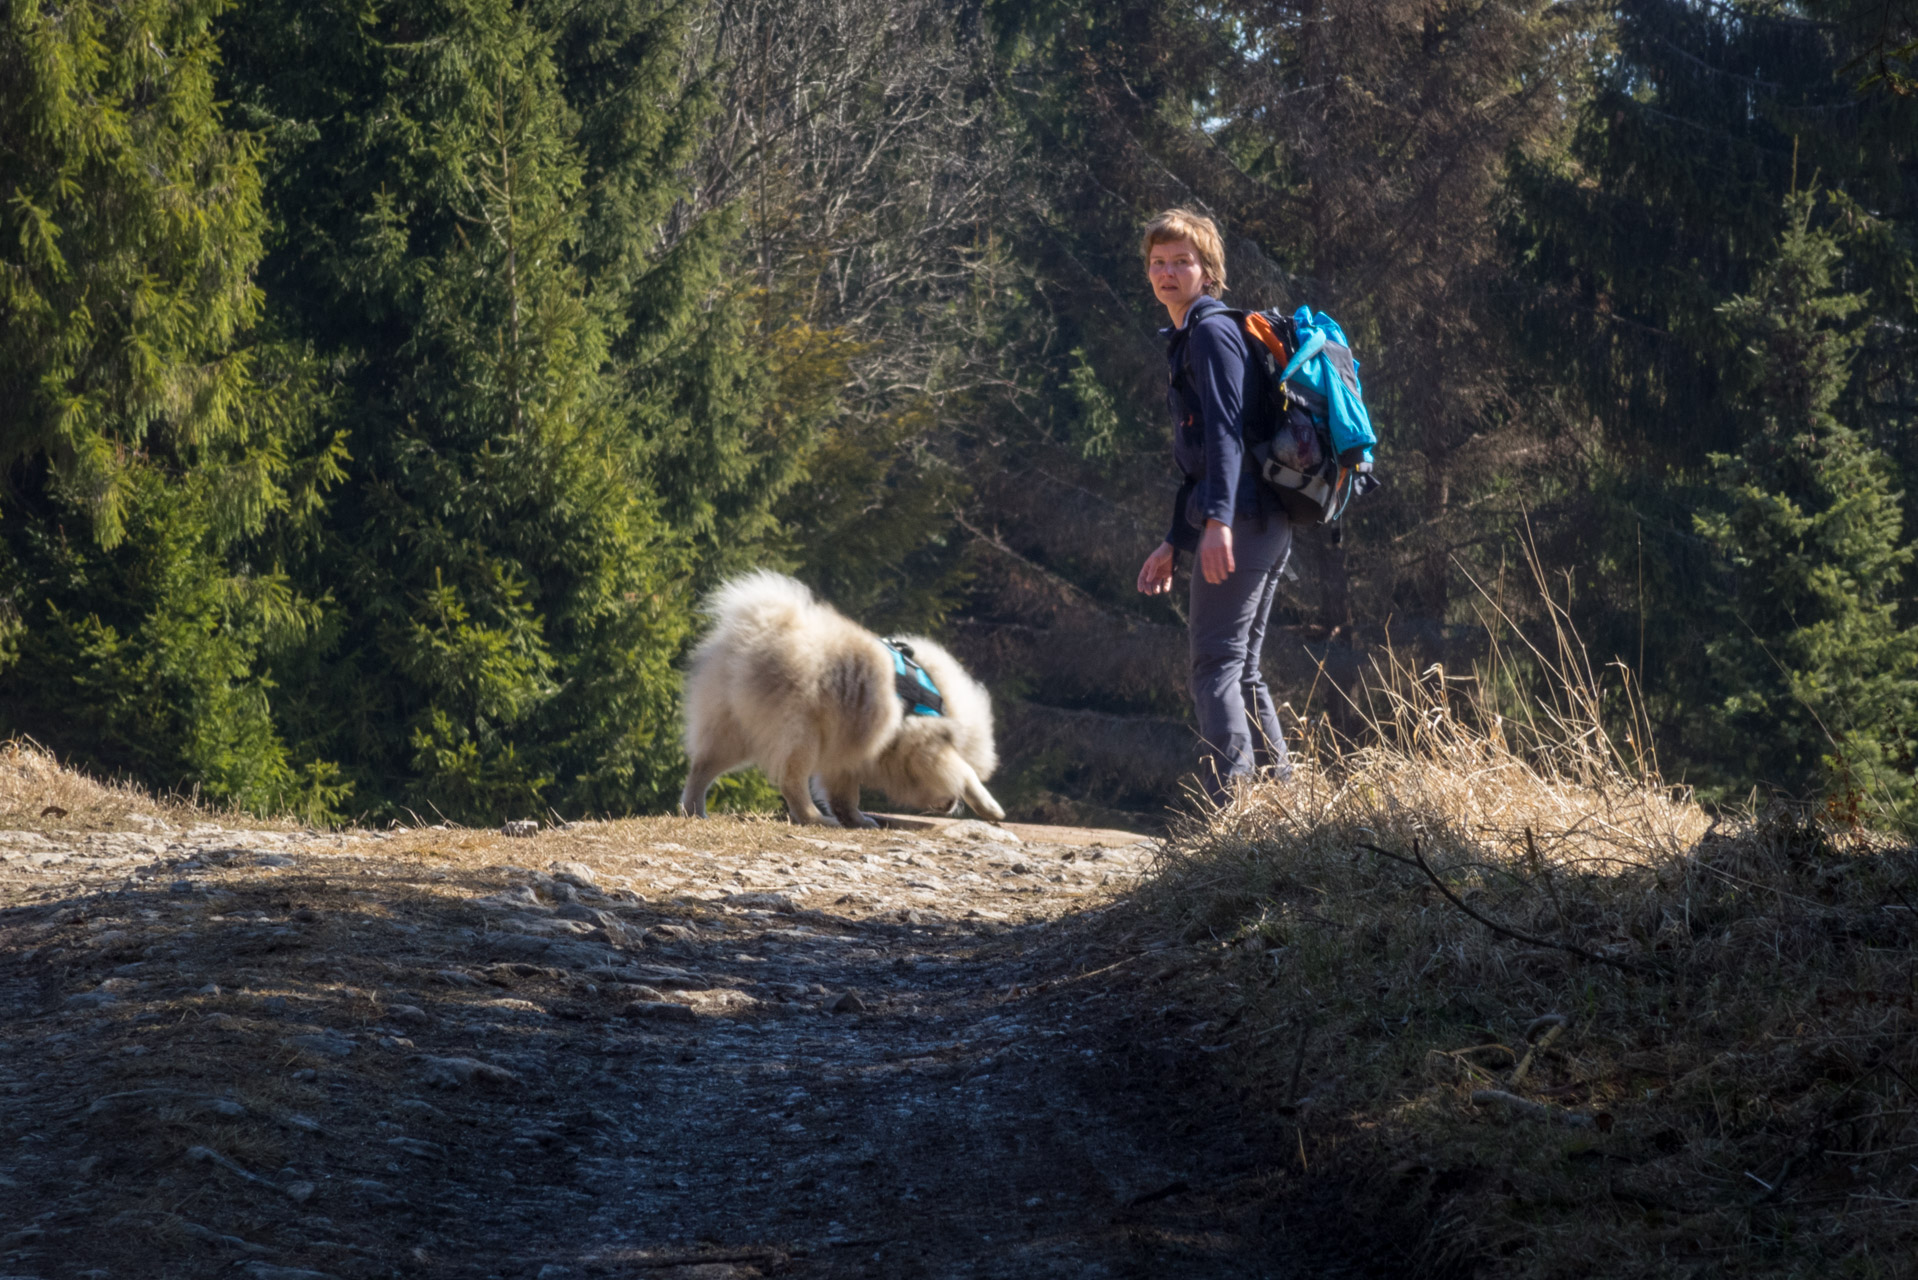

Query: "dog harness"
<box><xmin>882</xmin><ymin>639</ymin><xmax>944</xmax><ymax>717</ymax></box>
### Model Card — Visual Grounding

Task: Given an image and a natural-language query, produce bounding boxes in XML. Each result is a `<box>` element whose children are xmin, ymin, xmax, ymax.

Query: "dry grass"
<box><xmin>1144</xmin><ymin>623</ymin><xmax>1918</xmax><ymax>1277</ymax></box>
<box><xmin>0</xmin><ymin>738</ymin><xmax>173</xmax><ymax>829</ymax></box>
<box><xmin>0</xmin><ymin>737</ymin><xmax>307</xmax><ymax>833</ymax></box>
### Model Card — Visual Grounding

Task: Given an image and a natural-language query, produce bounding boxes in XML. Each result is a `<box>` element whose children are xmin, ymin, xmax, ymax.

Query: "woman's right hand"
<box><xmin>1137</xmin><ymin>542</ymin><xmax>1176</xmax><ymax>596</ymax></box>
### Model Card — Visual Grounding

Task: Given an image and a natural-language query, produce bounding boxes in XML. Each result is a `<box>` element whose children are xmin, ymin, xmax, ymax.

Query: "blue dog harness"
<box><xmin>883</xmin><ymin>639</ymin><xmax>944</xmax><ymax>717</ymax></box>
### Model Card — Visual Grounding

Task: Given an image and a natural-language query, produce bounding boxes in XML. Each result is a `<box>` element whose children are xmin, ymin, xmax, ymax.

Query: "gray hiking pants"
<box><xmin>1188</xmin><ymin>513</ymin><xmax>1293</xmax><ymax>804</ymax></box>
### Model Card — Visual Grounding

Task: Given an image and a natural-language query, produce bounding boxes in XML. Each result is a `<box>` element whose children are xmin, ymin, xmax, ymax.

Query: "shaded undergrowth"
<box><xmin>1143</xmin><ymin>619</ymin><xmax>1918</xmax><ymax>1277</ymax></box>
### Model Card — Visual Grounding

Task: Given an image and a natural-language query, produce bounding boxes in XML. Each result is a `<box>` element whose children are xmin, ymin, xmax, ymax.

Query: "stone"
<box><xmin>284</xmin><ymin>1180</ymin><xmax>316</xmax><ymax>1203</ymax></box>
<box><xmin>387</xmin><ymin>1004</ymin><xmax>429</xmax><ymax>1026</ymax></box>
<box><xmin>827</xmin><ymin>991</ymin><xmax>867</xmax><ymax>1014</ymax></box>
<box><xmin>474</xmin><ymin>886</ymin><xmax>550</xmax><ymax>913</ymax></box>
<box><xmin>176</xmin><ymin>1219</ymin><xmax>269</xmax><ymax>1252</ymax></box>
<box><xmin>724</xmin><ymin>892</ymin><xmax>798</xmax><ymax>913</ymax></box>
<box><xmin>515</xmin><ymin>917</ymin><xmax>594</xmax><ymax>937</ymax></box>
<box><xmin>418</xmin><ymin>1056</ymin><xmax>522</xmax><ymax>1089</ymax></box>
<box><xmin>186</xmin><ymin>1145</ymin><xmax>279</xmax><ymax>1189</ymax></box>
<box><xmin>285</xmin><ymin>1032</ymin><xmax>355</xmax><ymax>1059</ymax></box>
<box><xmin>479</xmin><ymin>998</ymin><xmax>548</xmax><ymax>1018</ymax></box>
<box><xmin>352</xmin><ymin>1179</ymin><xmax>408</xmax><ymax>1209</ymax></box>
<box><xmin>644</xmin><ymin>924</ymin><xmax>696</xmax><ymax>943</ymax></box>
<box><xmin>489</xmin><ymin>934</ymin><xmax>555</xmax><ymax>959</ymax></box>
<box><xmin>385</xmin><ymin>1136</ymin><xmax>447</xmax><ymax>1160</ymax></box>
<box><xmin>433</xmin><ymin>969</ymin><xmax>484</xmax><ymax>987</ymax></box>
<box><xmin>941</xmin><ymin>819</ymin><xmax>1019</xmax><ymax>843</ymax></box>
<box><xmin>64</xmin><ymin>990</ymin><xmax>119</xmax><ymax>1010</ymax></box>
<box><xmin>626</xmin><ymin>965</ymin><xmax>708</xmax><ymax>988</ymax></box>
<box><xmin>550</xmin><ymin>861</ymin><xmax>600</xmax><ymax>891</ymax></box>
<box><xmin>622</xmin><ymin>1000</ymin><xmax>698</xmax><ymax>1024</ymax></box>
<box><xmin>236</xmin><ymin>1264</ymin><xmax>340</xmax><ymax>1280</ymax></box>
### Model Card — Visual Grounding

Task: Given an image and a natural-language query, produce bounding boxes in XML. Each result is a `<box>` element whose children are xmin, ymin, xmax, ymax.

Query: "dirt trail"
<box><xmin>0</xmin><ymin>813</ymin><xmax>1359</xmax><ymax>1279</ymax></box>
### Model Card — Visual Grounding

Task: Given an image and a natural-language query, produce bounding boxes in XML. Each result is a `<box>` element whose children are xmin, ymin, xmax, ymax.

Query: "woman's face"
<box><xmin>1147</xmin><ymin>238</ymin><xmax>1208</xmax><ymax>321</ymax></box>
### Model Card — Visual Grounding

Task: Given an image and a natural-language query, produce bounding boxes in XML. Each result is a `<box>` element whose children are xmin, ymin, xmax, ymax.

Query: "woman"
<box><xmin>1133</xmin><ymin>208</ymin><xmax>1293</xmax><ymax>803</ymax></box>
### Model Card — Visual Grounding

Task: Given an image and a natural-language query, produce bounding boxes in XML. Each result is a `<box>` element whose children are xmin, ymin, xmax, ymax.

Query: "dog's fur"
<box><xmin>679</xmin><ymin>572</ymin><xmax>1005</xmax><ymax>826</ymax></box>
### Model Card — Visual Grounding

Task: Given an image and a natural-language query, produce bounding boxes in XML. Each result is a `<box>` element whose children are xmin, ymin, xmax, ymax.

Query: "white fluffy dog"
<box><xmin>679</xmin><ymin>571</ymin><xmax>1005</xmax><ymax>827</ymax></box>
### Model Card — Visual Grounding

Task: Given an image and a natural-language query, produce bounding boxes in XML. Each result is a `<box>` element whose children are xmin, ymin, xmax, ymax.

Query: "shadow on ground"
<box><xmin>0</xmin><ymin>820</ymin><xmax>1412</xmax><ymax>1279</ymax></box>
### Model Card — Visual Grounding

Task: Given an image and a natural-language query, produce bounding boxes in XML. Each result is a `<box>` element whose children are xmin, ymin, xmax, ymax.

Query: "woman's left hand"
<box><xmin>1137</xmin><ymin>542</ymin><xmax>1176</xmax><ymax>595</ymax></box>
<box><xmin>1199</xmin><ymin>520</ymin><xmax>1235</xmax><ymax>584</ymax></box>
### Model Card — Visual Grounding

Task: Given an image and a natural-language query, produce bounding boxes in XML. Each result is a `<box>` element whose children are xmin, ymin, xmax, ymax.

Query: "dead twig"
<box><xmin>1403</xmin><ymin>839</ymin><xmax>1652</xmax><ymax>972</ymax></box>
<box><xmin>1287</xmin><ymin>1022</ymin><xmax>1312</xmax><ymax>1106</ymax></box>
<box><xmin>1357</xmin><ymin>842</ymin><xmax>1421</xmax><ymax>869</ymax></box>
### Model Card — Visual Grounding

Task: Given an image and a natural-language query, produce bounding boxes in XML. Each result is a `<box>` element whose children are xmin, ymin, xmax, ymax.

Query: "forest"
<box><xmin>3</xmin><ymin>0</ymin><xmax>1916</xmax><ymax>831</ymax></box>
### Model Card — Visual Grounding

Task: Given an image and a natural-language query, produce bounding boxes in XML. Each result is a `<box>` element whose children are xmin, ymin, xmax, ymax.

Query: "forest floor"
<box><xmin>0</xmin><ymin>796</ymin><xmax>1393</xmax><ymax>1280</ymax></box>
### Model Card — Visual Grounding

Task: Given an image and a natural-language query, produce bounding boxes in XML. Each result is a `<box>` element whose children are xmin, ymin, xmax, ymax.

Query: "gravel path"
<box><xmin>0</xmin><ymin>814</ymin><xmax>1351</xmax><ymax>1279</ymax></box>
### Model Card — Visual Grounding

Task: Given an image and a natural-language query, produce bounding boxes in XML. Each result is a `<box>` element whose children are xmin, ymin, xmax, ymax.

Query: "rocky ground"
<box><xmin>0</xmin><ymin>807</ymin><xmax>1386</xmax><ymax>1280</ymax></box>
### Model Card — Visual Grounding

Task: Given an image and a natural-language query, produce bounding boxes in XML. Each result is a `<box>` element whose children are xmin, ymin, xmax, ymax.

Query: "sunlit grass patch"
<box><xmin>0</xmin><ymin>738</ymin><xmax>172</xmax><ymax>830</ymax></box>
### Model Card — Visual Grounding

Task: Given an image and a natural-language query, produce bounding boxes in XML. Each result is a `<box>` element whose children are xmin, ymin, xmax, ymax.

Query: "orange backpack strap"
<box><xmin>1241</xmin><ymin>310</ymin><xmax>1293</xmax><ymax>363</ymax></box>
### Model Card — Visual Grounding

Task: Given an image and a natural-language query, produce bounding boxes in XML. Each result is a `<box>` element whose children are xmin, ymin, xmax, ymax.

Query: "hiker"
<box><xmin>1133</xmin><ymin>208</ymin><xmax>1294</xmax><ymax>803</ymax></box>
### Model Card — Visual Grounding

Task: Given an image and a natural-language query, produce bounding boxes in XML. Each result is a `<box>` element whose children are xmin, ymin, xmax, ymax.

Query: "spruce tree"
<box><xmin>0</xmin><ymin>0</ymin><xmax>342</xmax><ymax>815</ymax></box>
<box><xmin>1693</xmin><ymin>192</ymin><xmax>1918</xmax><ymax>825</ymax></box>
<box><xmin>219</xmin><ymin>0</ymin><xmax>788</xmax><ymax>820</ymax></box>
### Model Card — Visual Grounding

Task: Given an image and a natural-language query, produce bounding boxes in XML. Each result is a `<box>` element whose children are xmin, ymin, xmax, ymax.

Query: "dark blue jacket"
<box><xmin>1163</xmin><ymin>295</ymin><xmax>1284</xmax><ymax>553</ymax></box>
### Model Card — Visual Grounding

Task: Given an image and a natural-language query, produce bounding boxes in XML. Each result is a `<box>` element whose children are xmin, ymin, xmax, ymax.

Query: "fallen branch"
<box><xmin>1054</xmin><ymin>951</ymin><xmax>1152</xmax><ymax>988</ymax></box>
<box><xmin>185</xmin><ymin>1144</ymin><xmax>280</xmax><ymax>1191</ymax></box>
<box><xmin>625</xmin><ymin>1249</ymin><xmax>790</xmax><ymax>1269</ymax></box>
<box><xmin>1471</xmin><ymin>1089</ymin><xmax>1595</xmax><ymax>1128</ymax></box>
<box><xmin>1510</xmin><ymin>1021</ymin><xmax>1566</xmax><ymax>1087</ymax></box>
<box><xmin>1402</xmin><ymin>839</ymin><xmax>1650</xmax><ymax>973</ymax></box>
<box><xmin>1430</xmin><ymin>1048</ymin><xmax>1508</xmax><ymax>1087</ymax></box>
<box><xmin>1126</xmin><ymin>1179</ymin><xmax>1192</xmax><ymax>1207</ymax></box>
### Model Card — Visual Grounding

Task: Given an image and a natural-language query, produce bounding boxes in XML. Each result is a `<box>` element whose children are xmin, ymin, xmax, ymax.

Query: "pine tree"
<box><xmin>1504</xmin><ymin>0</ymin><xmax>1918</xmax><ymax>810</ymax></box>
<box><xmin>0</xmin><ymin>0</ymin><xmax>344</xmax><ymax>816</ymax></box>
<box><xmin>1693</xmin><ymin>192</ymin><xmax>1918</xmax><ymax>824</ymax></box>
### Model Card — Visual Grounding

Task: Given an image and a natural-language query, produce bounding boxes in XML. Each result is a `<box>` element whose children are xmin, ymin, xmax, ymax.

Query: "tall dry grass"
<box><xmin>1144</xmin><ymin>597</ymin><xmax>1918</xmax><ymax>1277</ymax></box>
<box><xmin>0</xmin><ymin>738</ymin><xmax>275</xmax><ymax>831</ymax></box>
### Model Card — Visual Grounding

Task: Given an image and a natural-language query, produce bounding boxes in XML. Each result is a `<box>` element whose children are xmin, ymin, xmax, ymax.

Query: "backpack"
<box><xmin>1224</xmin><ymin>306</ymin><xmax>1381</xmax><ymax>526</ymax></box>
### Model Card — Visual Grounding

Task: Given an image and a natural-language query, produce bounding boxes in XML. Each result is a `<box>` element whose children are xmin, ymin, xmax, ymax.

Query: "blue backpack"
<box><xmin>1226</xmin><ymin>306</ymin><xmax>1381</xmax><ymax>526</ymax></box>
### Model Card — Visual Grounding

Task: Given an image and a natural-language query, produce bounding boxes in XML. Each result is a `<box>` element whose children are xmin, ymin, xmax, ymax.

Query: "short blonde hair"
<box><xmin>1142</xmin><ymin>208</ymin><xmax>1227</xmax><ymax>297</ymax></box>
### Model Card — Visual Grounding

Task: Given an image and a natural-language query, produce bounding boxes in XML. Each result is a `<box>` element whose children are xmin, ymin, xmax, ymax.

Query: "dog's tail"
<box><xmin>700</xmin><ymin>570</ymin><xmax>817</xmax><ymax>634</ymax></box>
